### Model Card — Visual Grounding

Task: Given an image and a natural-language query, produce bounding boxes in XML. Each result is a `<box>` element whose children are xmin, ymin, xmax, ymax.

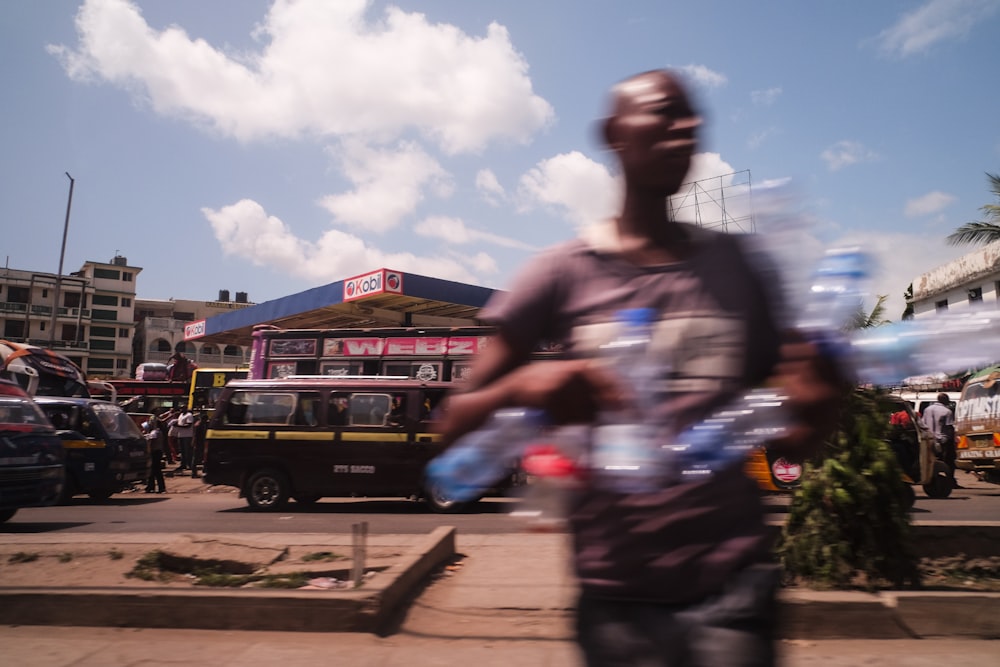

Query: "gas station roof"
<box><xmin>186</xmin><ymin>268</ymin><xmax>497</xmax><ymax>347</ymax></box>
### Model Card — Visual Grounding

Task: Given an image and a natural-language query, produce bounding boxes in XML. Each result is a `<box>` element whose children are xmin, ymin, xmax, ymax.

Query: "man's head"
<box><xmin>937</xmin><ymin>393</ymin><xmax>951</xmax><ymax>405</ymax></box>
<box><xmin>602</xmin><ymin>70</ymin><xmax>701</xmax><ymax>197</ymax></box>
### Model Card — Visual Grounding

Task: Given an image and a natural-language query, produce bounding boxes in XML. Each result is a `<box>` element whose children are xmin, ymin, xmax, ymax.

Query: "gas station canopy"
<box><xmin>185</xmin><ymin>268</ymin><xmax>498</xmax><ymax>348</ymax></box>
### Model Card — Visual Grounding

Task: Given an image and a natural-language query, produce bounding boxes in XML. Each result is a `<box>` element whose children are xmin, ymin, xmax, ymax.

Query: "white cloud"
<box><xmin>905</xmin><ymin>191</ymin><xmax>956</xmax><ymax>217</ymax></box>
<box><xmin>203</xmin><ymin>198</ymin><xmax>480</xmax><ymax>284</ymax></box>
<box><xmin>48</xmin><ymin>0</ymin><xmax>553</xmax><ymax>153</ymax></box>
<box><xmin>750</xmin><ymin>87</ymin><xmax>782</xmax><ymax>106</ymax></box>
<box><xmin>516</xmin><ymin>152</ymin><xmax>620</xmax><ymax>230</ymax></box>
<box><xmin>414</xmin><ymin>215</ymin><xmax>536</xmax><ymax>251</ymax></box>
<box><xmin>820</xmin><ymin>140</ymin><xmax>880</xmax><ymax>171</ymax></box>
<box><xmin>318</xmin><ymin>139</ymin><xmax>451</xmax><ymax>233</ymax></box>
<box><xmin>747</xmin><ymin>127</ymin><xmax>779</xmax><ymax>149</ymax></box>
<box><xmin>876</xmin><ymin>0</ymin><xmax>1000</xmax><ymax>58</ymax></box>
<box><xmin>475</xmin><ymin>169</ymin><xmax>505</xmax><ymax>206</ymax></box>
<box><xmin>671</xmin><ymin>64</ymin><xmax>728</xmax><ymax>89</ymax></box>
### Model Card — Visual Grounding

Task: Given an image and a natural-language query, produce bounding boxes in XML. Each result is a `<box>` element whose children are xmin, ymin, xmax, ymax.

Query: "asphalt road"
<box><xmin>2</xmin><ymin>473</ymin><xmax>998</xmax><ymax>535</ymax></box>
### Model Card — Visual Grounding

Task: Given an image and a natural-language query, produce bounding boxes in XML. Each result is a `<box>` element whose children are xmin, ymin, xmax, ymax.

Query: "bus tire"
<box><xmin>922</xmin><ymin>460</ymin><xmax>954</xmax><ymax>499</ymax></box>
<box><xmin>423</xmin><ymin>480</ymin><xmax>472</xmax><ymax>513</ymax></box>
<box><xmin>246</xmin><ymin>469</ymin><xmax>290</xmax><ymax>511</ymax></box>
<box><xmin>0</xmin><ymin>509</ymin><xmax>16</xmax><ymax>523</ymax></box>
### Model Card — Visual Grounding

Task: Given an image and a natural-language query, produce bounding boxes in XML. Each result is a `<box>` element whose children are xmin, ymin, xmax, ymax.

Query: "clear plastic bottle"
<box><xmin>425</xmin><ymin>407</ymin><xmax>547</xmax><ymax>503</ymax></box>
<box><xmin>510</xmin><ymin>440</ymin><xmax>580</xmax><ymax>532</ymax></box>
<box><xmin>589</xmin><ymin>308</ymin><xmax>671</xmax><ymax>492</ymax></box>
<box><xmin>670</xmin><ymin>248</ymin><xmax>871</xmax><ymax>479</ymax></box>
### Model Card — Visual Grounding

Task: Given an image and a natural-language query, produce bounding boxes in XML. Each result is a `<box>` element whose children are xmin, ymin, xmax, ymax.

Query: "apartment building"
<box><xmin>0</xmin><ymin>256</ymin><xmax>139</xmax><ymax>377</ymax></box>
<box><xmin>134</xmin><ymin>290</ymin><xmax>254</xmax><ymax>371</ymax></box>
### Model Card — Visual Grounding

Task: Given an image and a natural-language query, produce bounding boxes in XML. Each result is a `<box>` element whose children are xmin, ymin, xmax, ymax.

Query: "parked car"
<box><xmin>0</xmin><ymin>379</ymin><xmax>65</xmax><ymax>522</ymax></box>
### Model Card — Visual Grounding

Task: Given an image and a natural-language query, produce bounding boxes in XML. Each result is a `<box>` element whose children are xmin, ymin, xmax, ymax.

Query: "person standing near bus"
<box><xmin>143</xmin><ymin>416</ymin><xmax>166</xmax><ymax>494</ymax></box>
<box><xmin>175</xmin><ymin>408</ymin><xmax>196</xmax><ymax>473</ymax></box>
<box><xmin>922</xmin><ymin>393</ymin><xmax>958</xmax><ymax>488</ymax></box>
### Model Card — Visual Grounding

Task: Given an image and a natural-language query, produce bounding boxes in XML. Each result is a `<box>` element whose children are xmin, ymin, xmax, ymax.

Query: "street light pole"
<box><xmin>49</xmin><ymin>172</ymin><xmax>75</xmax><ymax>345</ymax></box>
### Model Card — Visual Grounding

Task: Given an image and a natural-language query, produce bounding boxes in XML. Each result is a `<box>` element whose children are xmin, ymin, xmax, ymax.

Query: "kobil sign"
<box><xmin>343</xmin><ymin>269</ymin><xmax>404</xmax><ymax>302</ymax></box>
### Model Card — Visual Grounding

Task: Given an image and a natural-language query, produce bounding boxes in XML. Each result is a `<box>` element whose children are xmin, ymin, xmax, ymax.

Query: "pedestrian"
<box><xmin>439</xmin><ymin>69</ymin><xmax>843</xmax><ymax>666</ymax></box>
<box><xmin>161</xmin><ymin>409</ymin><xmax>180</xmax><ymax>466</ymax></box>
<box><xmin>174</xmin><ymin>407</ymin><xmax>196</xmax><ymax>472</ymax></box>
<box><xmin>143</xmin><ymin>416</ymin><xmax>166</xmax><ymax>494</ymax></box>
<box><xmin>922</xmin><ymin>392</ymin><xmax>959</xmax><ymax>488</ymax></box>
<box><xmin>190</xmin><ymin>409</ymin><xmax>208</xmax><ymax>478</ymax></box>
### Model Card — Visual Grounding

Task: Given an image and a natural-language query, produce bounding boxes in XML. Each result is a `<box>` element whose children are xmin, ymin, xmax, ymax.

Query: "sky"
<box><xmin>2</xmin><ymin>0</ymin><xmax>999</xmax><ymax>321</ymax></box>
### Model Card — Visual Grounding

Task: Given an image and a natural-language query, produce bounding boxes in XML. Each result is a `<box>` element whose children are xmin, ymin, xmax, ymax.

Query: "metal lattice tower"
<box><xmin>668</xmin><ymin>169</ymin><xmax>755</xmax><ymax>233</ymax></box>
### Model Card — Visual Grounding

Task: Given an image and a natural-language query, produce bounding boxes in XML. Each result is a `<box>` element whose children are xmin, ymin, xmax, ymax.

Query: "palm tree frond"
<box><xmin>946</xmin><ymin>222</ymin><xmax>1000</xmax><ymax>247</ymax></box>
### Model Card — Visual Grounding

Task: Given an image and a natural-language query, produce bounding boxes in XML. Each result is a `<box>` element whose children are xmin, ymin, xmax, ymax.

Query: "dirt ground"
<box><xmin>0</xmin><ymin>542</ymin><xmax>406</xmax><ymax>590</ymax></box>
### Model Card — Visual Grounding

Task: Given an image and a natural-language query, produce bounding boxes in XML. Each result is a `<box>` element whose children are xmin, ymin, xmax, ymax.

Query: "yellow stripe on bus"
<box><xmin>341</xmin><ymin>432</ymin><xmax>409</xmax><ymax>443</ymax></box>
<box><xmin>62</xmin><ymin>439</ymin><xmax>107</xmax><ymax>449</ymax></box>
<box><xmin>206</xmin><ymin>429</ymin><xmax>271</xmax><ymax>440</ymax></box>
<box><xmin>274</xmin><ymin>432</ymin><xmax>335</xmax><ymax>441</ymax></box>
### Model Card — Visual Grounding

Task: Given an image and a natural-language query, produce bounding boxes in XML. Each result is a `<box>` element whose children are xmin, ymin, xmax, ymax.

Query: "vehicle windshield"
<box><xmin>0</xmin><ymin>396</ymin><xmax>52</xmax><ymax>427</ymax></box>
<box><xmin>91</xmin><ymin>403</ymin><xmax>144</xmax><ymax>438</ymax></box>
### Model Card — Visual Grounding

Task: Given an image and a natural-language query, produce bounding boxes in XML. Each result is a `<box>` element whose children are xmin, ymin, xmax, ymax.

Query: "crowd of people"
<box><xmin>139</xmin><ymin>405</ymin><xmax>209</xmax><ymax>494</ymax></box>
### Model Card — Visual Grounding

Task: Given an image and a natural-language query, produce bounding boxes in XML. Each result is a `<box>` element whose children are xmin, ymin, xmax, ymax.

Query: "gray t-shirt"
<box><xmin>482</xmin><ymin>222</ymin><xmax>782</xmax><ymax>603</ymax></box>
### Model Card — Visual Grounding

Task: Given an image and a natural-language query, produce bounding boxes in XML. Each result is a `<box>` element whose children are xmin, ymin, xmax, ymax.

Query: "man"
<box><xmin>922</xmin><ymin>393</ymin><xmax>958</xmax><ymax>488</ymax></box>
<box><xmin>440</xmin><ymin>70</ymin><xmax>841</xmax><ymax>666</ymax></box>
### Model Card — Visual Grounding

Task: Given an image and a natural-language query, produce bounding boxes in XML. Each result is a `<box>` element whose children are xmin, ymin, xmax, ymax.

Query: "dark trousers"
<box><xmin>178</xmin><ymin>436</ymin><xmax>193</xmax><ymax>469</ymax></box>
<box><xmin>145</xmin><ymin>450</ymin><xmax>165</xmax><ymax>493</ymax></box>
<box><xmin>575</xmin><ymin>564</ymin><xmax>780</xmax><ymax>667</ymax></box>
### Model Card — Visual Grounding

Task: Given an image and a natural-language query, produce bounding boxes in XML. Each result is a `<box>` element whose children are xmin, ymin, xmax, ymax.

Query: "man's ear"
<box><xmin>601</xmin><ymin>115</ymin><xmax>619</xmax><ymax>151</ymax></box>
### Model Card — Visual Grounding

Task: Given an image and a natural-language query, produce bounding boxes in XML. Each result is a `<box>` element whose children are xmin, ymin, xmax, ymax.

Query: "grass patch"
<box><xmin>122</xmin><ymin>550</ymin><xmax>320</xmax><ymax>589</ymax></box>
<box><xmin>108</xmin><ymin>549</ymin><xmax>124</xmax><ymax>560</ymax></box>
<box><xmin>58</xmin><ymin>552</ymin><xmax>74</xmax><ymax>563</ymax></box>
<box><xmin>302</xmin><ymin>551</ymin><xmax>346</xmax><ymax>562</ymax></box>
<box><xmin>8</xmin><ymin>552</ymin><xmax>39</xmax><ymax>564</ymax></box>
<box><xmin>126</xmin><ymin>550</ymin><xmax>175</xmax><ymax>582</ymax></box>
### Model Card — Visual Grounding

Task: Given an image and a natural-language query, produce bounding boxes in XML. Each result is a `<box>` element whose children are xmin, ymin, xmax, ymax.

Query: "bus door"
<box><xmin>333</xmin><ymin>389</ymin><xmax>412</xmax><ymax>495</ymax></box>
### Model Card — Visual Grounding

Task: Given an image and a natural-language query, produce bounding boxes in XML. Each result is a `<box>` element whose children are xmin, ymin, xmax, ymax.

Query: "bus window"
<box><xmin>291</xmin><ymin>392</ymin><xmax>321</xmax><ymax>426</ymax></box>
<box><xmin>388</xmin><ymin>395</ymin><xmax>406</xmax><ymax>426</ymax></box>
<box><xmin>349</xmin><ymin>393</ymin><xmax>391</xmax><ymax>426</ymax></box>
<box><xmin>329</xmin><ymin>393</ymin><xmax>349</xmax><ymax>426</ymax></box>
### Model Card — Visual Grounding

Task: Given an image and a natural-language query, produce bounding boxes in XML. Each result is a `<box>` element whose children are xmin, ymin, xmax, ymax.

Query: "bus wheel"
<box><xmin>423</xmin><ymin>481</ymin><xmax>471</xmax><ymax>513</ymax></box>
<box><xmin>922</xmin><ymin>461</ymin><xmax>954</xmax><ymax>499</ymax></box>
<box><xmin>246</xmin><ymin>469</ymin><xmax>290</xmax><ymax>511</ymax></box>
<box><xmin>0</xmin><ymin>509</ymin><xmax>16</xmax><ymax>523</ymax></box>
<box><xmin>88</xmin><ymin>489</ymin><xmax>115</xmax><ymax>501</ymax></box>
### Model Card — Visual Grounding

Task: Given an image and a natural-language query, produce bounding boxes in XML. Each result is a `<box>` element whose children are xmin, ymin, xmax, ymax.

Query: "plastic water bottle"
<box><xmin>850</xmin><ymin>308</ymin><xmax>1000</xmax><ymax>386</ymax></box>
<box><xmin>425</xmin><ymin>407</ymin><xmax>547</xmax><ymax>503</ymax></box>
<box><xmin>670</xmin><ymin>247</ymin><xmax>871</xmax><ymax>479</ymax></box>
<box><xmin>589</xmin><ymin>308</ymin><xmax>671</xmax><ymax>492</ymax></box>
<box><xmin>510</xmin><ymin>440</ymin><xmax>580</xmax><ymax>532</ymax></box>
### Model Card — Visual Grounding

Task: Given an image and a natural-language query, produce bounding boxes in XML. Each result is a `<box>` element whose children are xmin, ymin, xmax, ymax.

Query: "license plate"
<box><xmin>958</xmin><ymin>449</ymin><xmax>1000</xmax><ymax>459</ymax></box>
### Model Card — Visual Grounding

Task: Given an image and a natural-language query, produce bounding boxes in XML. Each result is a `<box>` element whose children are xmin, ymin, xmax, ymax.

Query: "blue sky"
<box><xmin>2</xmin><ymin>0</ymin><xmax>999</xmax><ymax>320</ymax></box>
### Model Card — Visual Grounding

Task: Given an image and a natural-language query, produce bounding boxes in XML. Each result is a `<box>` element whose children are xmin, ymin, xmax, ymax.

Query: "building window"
<box><xmin>174</xmin><ymin>312</ymin><xmax>195</xmax><ymax>322</ymax></box>
<box><xmin>42</xmin><ymin>288</ymin><xmax>48</xmax><ymax>298</ymax></box>
<box><xmin>116</xmin><ymin>359</ymin><xmax>128</xmax><ymax>369</ymax></box>
<box><xmin>969</xmin><ymin>287</ymin><xmax>983</xmax><ymax>304</ymax></box>
<box><xmin>90</xmin><ymin>326</ymin><xmax>116</xmax><ymax>338</ymax></box>
<box><xmin>92</xmin><ymin>294</ymin><xmax>119</xmax><ymax>306</ymax></box>
<box><xmin>935</xmin><ymin>299</ymin><xmax>948</xmax><ymax>312</ymax></box>
<box><xmin>3</xmin><ymin>321</ymin><xmax>25</xmax><ymax>338</ymax></box>
<box><xmin>64</xmin><ymin>292</ymin><xmax>82</xmax><ymax>308</ymax></box>
<box><xmin>91</xmin><ymin>309</ymin><xmax>118</xmax><ymax>321</ymax></box>
<box><xmin>153</xmin><ymin>339</ymin><xmax>172</xmax><ymax>352</ymax></box>
<box><xmin>118</xmin><ymin>328</ymin><xmax>129</xmax><ymax>337</ymax></box>
<box><xmin>224</xmin><ymin>345</ymin><xmax>240</xmax><ymax>356</ymax></box>
<box><xmin>93</xmin><ymin>268</ymin><xmax>121</xmax><ymax>280</ymax></box>
<box><xmin>90</xmin><ymin>339</ymin><xmax>116</xmax><ymax>351</ymax></box>
<box><xmin>123</xmin><ymin>272</ymin><xmax>133</xmax><ymax>282</ymax></box>
<box><xmin>88</xmin><ymin>358</ymin><xmax>114</xmax><ymax>370</ymax></box>
<box><xmin>62</xmin><ymin>324</ymin><xmax>81</xmax><ymax>342</ymax></box>
<box><xmin>6</xmin><ymin>286</ymin><xmax>28</xmax><ymax>303</ymax></box>
<box><xmin>121</xmin><ymin>298</ymin><xmax>131</xmax><ymax>307</ymax></box>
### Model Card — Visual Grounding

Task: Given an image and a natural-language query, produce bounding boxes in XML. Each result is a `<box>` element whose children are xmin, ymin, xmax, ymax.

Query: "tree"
<box><xmin>946</xmin><ymin>172</ymin><xmax>1000</xmax><ymax>246</ymax></box>
<box><xmin>901</xmin><ymin>283</ymin><xmax>914</xmax><ymax>321</ymax></box>
<box><xmin>850</xmin><ymin>294</ymin><xmax>890</xmax><ymax>330</ymax></box>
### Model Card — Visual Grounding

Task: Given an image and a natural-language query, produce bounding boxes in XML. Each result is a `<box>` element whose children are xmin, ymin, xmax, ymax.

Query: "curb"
<box><xmin>779</xmin><ymin>590</ymin><xmax>1000</xmax><ymax>639</ymax></box>
<box><xmin>0</xmin><ymin>526</ymin><xmax>456</xmax><ymax>634</ymax></box>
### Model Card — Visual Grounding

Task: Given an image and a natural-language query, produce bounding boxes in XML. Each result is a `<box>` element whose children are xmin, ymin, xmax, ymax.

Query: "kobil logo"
<box><xmin>343</xmin><ymin>269</ymin><xmax>403</xmax><ymax>302</ymax></box>
<box><xmin>184</xmin><ymin>320</ymin><xmax>206</xmax><ymax>340</ymax></box>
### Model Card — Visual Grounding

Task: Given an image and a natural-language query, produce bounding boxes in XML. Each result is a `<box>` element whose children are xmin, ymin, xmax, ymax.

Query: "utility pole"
<box><xmin>49</xmin><ymin>172</ymin><xmax>74</xmax><ymax>344</ymax></box>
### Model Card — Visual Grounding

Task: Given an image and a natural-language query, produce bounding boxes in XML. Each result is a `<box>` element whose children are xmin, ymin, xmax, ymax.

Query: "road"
<box><xmin>2</xmin><ymin>472</ymin><xmax>997</xmax><ymax>535</ymax></box>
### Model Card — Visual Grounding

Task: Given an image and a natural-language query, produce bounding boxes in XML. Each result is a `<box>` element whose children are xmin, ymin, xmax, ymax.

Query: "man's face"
<box><xmin>610</xmin><ymin>72</ymin><xmax>701</xmax><ymax>195</ymax></box>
